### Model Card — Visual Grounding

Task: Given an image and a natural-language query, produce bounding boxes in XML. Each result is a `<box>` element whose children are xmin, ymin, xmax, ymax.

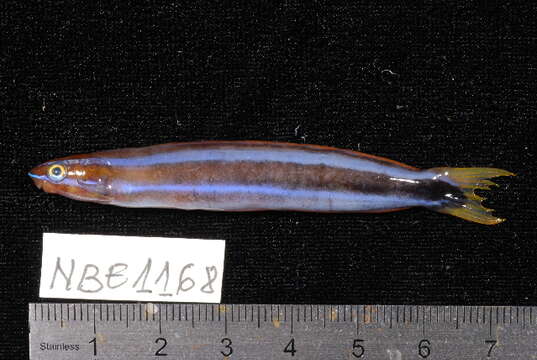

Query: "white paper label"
<box><xmin>39</xmin><ymin>233</ymin><xmax>225</xmax><ymax>303</ymax></box>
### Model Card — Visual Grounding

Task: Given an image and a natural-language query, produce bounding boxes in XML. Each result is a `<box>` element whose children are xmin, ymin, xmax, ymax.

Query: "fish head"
<box><xmin>29</xmin><ymin>156</ymin><xmax>114</xmax><ymax>203</ymax></box>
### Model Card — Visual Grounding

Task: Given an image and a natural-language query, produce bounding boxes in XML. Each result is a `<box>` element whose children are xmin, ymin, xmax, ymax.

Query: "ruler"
<box><xmin>29</xmin><ymin>303</ymin><xmax>537</xmax><ymax>359</ymax></box>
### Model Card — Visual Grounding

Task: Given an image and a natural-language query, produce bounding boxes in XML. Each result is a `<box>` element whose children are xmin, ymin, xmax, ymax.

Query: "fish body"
<box><xmin>29</xmin><ymin>141</ymin><xmax>514</xmax><ymax>224</ymax></box>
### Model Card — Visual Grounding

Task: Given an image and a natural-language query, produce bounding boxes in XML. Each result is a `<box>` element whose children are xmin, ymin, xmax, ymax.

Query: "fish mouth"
<box><xmin>28</xmin><ymin>172</ymin><xmax>45</xmax><ymax>189</ymax></box>
<box><xmin>28</xmin><ymin>165</ymin><xmax>48</xmax><ymax>190</ymax></box>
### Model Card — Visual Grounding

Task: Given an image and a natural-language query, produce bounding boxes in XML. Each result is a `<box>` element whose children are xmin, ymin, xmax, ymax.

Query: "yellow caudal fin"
<box><xmin>429</xmin><ymin>167</ymin><xmax>515</xmax><ymax>225</ymax></box>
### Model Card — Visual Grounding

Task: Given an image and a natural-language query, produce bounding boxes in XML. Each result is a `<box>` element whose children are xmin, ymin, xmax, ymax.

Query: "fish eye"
<box><xmin>47</xmin><ymin>164</ymin><xmax>66</xmax><ymax>181</ymax></box>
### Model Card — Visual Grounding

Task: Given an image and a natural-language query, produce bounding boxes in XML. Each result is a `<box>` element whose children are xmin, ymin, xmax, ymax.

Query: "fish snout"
<box><xmin>28</xmin><ymin>164</ymin><xmax>49</xmax><ymax>189</ymax></box>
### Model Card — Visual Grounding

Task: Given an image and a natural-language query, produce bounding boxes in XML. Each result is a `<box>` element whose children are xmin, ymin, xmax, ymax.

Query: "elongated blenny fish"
<box><xmin>29</xmin><ymin>141</ymin><xmax>514</xmax><ymax>225</ymax></box>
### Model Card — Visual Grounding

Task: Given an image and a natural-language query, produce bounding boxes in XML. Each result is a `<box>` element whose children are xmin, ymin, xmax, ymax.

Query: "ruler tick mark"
<box><xmin>470</xmin><ymin>306</ymin><xmax>473</xmax><ymax>323</ymax></box>
<box><xmin>489</xmin><ymin>307</ymin><xmax>492</xmax><ymax>337</ymax></box>
<box><xmin>422</xmin><ymin>306</ymin><xmax>426</xmax><ymax>336</ymax></box>
<box><xmin>356</xmin><ymin>305</ymin><xmax>359</xmax><ymax>335</ymax></box>
<box><xmin>93</xmin><ymin>304</ymin><xmax>96</xmax><ymax>334</ymax></box>
<box><xmin>159</xmin><ymin>306</ymin><xmax>162</xmax><ymax>334</ymax></box>
<box><xmin>291</xmin><ymin>306</ymin><xmax>294</xmax><ymax>334</ymax></box>
<box><xmin>224</xmin><ymin>304</ymin><xmax>228</xmax><ymax>335</ymax></box>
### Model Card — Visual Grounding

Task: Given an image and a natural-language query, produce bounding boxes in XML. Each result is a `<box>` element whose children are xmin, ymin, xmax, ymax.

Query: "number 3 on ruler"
<box><xmin>221</xmin><ymin>338</ymin><xmax>233</xmax><ymax>356</ymax></box>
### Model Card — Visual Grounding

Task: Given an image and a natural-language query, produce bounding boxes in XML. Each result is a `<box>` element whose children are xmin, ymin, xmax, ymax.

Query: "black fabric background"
<box><xmin>1</xmin><ymin>1</ymin><xmax>536</xmax><ymax>356</ymax></box>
